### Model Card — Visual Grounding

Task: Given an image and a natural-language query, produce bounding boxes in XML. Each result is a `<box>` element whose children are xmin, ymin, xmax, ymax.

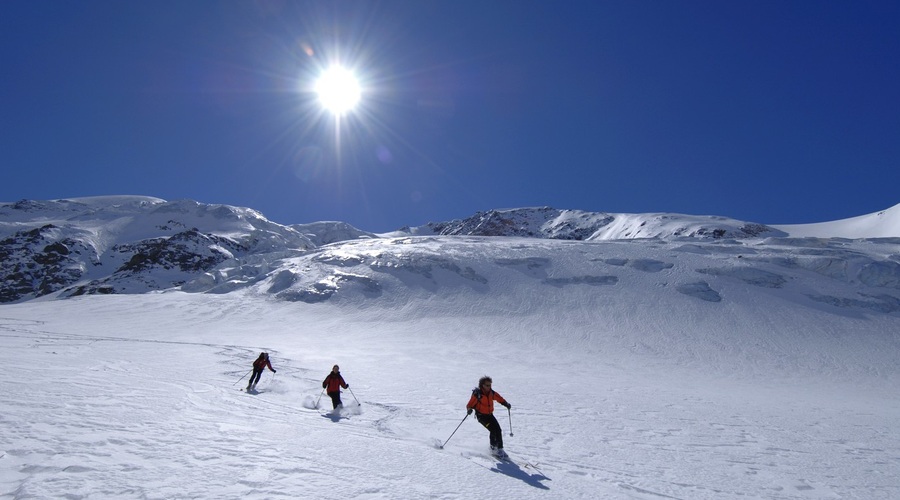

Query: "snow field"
<box><xmin>2</xmin><ymin>291</ymin><xmax>899</xmax><ymax>499</ymax></box>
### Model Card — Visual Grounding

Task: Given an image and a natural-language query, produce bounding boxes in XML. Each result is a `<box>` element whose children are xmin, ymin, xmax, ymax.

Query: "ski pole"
<box><xmin>508</xmin><ymin>407</ymin><xmax>514</xmax><ymax>437</ymax></box>
<box><xmin>439</xmin><ymin>413</ymin><xmax>470</xmax><ymax>449</ymax></box>
<box><xmin>348</xmin><ymin>386</ymin><xmax>361</xmax><ymax>406</ymax></box>
<box><xmin>233</xmin><ymin>369</ymin><xmax>252</xmax><ymax>386</ymax></box>
<box><xmin>315</xmin><ymin>388</ymin><xmax>325</xmax><ymax>408</ymax></box>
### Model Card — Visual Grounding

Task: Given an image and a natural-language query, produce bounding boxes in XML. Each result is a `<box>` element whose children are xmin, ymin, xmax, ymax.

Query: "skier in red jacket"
<box><xmin>322</xmin><ymin>364</ymin><xmax>349</xmax><ymax>409</ymax></box>
<box><xmin>466</xmin><ymin>375</ymin><xmax>511</xmax><ymax>458</ymax></box>
<box><xmin>247</xmin><ymin>352</ymin><xmax>275</xmax><ymax>391</ymax></box>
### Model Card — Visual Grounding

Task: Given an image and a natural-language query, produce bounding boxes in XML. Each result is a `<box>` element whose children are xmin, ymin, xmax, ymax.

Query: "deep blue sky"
<box><xmin>2</xmin><ymin>1</ymin><xmax>898</xmax><ymax>231</ymax></box>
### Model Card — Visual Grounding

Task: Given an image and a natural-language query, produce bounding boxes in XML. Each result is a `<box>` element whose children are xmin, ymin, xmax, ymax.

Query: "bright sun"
<box><xmin>315</xmin><ymin>66</ymin><xmax>361</xmax><ymax>114</ymax></box>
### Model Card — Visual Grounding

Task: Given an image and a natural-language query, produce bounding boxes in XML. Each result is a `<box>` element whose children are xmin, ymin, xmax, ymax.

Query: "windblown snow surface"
<box><xmin>2</xmin><ymin>207</ymin><xmax>900</xmax><ymax>499</ymax></box>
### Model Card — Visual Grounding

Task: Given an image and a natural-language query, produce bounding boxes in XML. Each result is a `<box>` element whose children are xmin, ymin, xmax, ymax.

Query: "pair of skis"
<box><xmin>493</xmin><ymin>452</ymin><xmax>543</xmax><ymax>472</ymax></box>
<box><xmin>460</xmin><ymin>449</ymin><xmax>543</xmax><ymax>474</ymax></box>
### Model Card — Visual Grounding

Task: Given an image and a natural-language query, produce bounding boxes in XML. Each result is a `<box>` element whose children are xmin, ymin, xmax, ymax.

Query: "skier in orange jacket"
<box><xmin>466</xmin><ymin>375</ymin><xmax>511</xmax><ymax>458</ymax></box>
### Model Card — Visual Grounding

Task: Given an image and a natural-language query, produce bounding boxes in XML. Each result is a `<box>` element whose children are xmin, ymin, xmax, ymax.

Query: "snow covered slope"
<box><xmin>772</xmin><ymin>203</ymin><xmax>900</xmax><ymax>239</ymax></box>
<box><xmin>1</xmin><ymin>197</ymin><xmax>899</xmax><ymax>498</ymax></box>
<box><xmin>1</xmin><ymin>250</ymin><xmax>898</xmax><ymax>498</ymax></box>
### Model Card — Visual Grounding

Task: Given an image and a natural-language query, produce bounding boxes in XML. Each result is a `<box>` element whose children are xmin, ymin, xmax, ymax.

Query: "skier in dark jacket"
<box><xmin>247</xmin><ymin>352</ymin><xmax>276</xmax><ymax>391</ymax></box>
<box><xmin>466</xmin><ymin>375</ymin><xmax>511</xmax><ymax>458</ymax></box>
<box><xmin>322</xmin><ymin>364</ymin><xmax>349</xmax><ymax>409</ymax></box>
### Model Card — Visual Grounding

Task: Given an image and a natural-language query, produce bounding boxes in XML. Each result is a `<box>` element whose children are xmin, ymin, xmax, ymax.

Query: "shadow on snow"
<box><xmin>481</xmin><ymin>459</ymin><xmax>551</xmax><ymax>490</ymax></box>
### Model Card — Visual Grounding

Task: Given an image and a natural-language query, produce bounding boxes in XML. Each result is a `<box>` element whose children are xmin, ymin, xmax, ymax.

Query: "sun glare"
<box><xmin>315</xmin><ymin>66</ymin><xmax>361</xmax><ymax>115</ymax></box>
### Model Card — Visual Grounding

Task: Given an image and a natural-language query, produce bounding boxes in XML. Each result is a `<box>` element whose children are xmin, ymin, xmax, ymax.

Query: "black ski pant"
<box><xmin>248</xmin><ymin>368</ymin><xmax>263</xmax><ymax>387</ymax></box>
<box><xmin>328</xmin><ymin>391</ymin><xmax>343</xmax><ymax>409</ymax></box>
<box><xmin>475</xmin><ymin>412</ymin><xmax>504</xmax><ymax>449</ymax></box>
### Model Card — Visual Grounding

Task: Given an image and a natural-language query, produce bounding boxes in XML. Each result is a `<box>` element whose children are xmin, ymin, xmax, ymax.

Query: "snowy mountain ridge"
<box><xmin>1</xmin><ymin>196</ymin><xmax>898</xmax><ymax>305</ymax></box>
<box><xmin>407</xmin><ymin>206</ymin><xmax>782</xmax><ymax>240</ymax></box>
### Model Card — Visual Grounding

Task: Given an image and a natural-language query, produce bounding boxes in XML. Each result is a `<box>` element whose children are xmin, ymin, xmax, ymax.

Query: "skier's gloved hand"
<box><xmin>502</xmin><ymin>402</ymin><xmax>511</xmax><ymax>409</ymax></box>
<box><xmin>467</xmin><ymin>408</ymin><xmax>473</xmax><ymax>415</ymax></box>
<box><xmin>273</xmin><ymin>369</ymin><xmax>277</xmax><ymax>373</ymax></box>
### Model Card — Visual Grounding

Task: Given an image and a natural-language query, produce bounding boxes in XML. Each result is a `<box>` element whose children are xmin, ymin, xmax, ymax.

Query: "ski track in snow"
<box><xmin>1</xmin><ymin>292</ymin><xmax>899</xmax><ymax>499</ymax></box>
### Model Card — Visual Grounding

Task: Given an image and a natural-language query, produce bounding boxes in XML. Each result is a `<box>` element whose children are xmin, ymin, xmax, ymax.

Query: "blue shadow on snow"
<box><xmin>489</xmin><ymin>460</ymin><xmax>550</xmax><ymax>490</ymax></box>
